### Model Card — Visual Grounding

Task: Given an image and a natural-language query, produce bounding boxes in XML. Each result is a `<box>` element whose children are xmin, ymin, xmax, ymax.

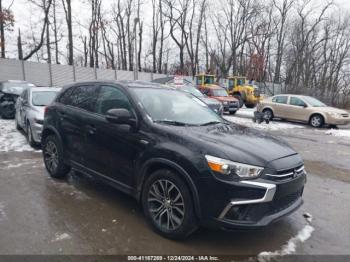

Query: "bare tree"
<box><xmin>62</xmin><ymin>0</ymin><xmax>73</xmax><ymax>65</ymax></box>
<box><xmin>0</xmin><ymin>0</ymin><xmax>14</xmax><ymax>58</ymax></box>
<box><xmin>24</xmin><ymin>0</ymin><xmax>53</xmax><ymax>61</ymax></box>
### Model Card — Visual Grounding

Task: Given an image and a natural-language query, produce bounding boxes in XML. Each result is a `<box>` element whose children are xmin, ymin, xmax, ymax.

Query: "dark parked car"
<box><xmin>42</xmin><ymin>81</ymin><xmax>306</xmax><ymax>239</ymax></box>
<box><xmin>0</xmin><ymin>80</ymin><xmax>35</xmax><ymax>119</ymax></box>
<box><xmin>152</xmin><ymin>76</ymin><xmax>223</xmax><ymax>115</ymax></box>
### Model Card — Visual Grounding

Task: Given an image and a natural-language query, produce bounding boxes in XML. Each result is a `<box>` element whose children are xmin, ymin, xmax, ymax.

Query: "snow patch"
<box><xmin>325</xmin><ymin>129</ymin><xmax>350</xmax><ymax>138</ymax></box>
<box><xmin>225</xmin><ymin>115</ymin><xmax>305</xmax><ymax>131</ymax></box>
<box><xmin>0</xmin><ymin>120</ymin><xmax>38</xmax><ymax>152</ymax></box>
<box><xmin>257</xmin><ymin>213</ymin><xmax>314</xmax><ymax>261</ymax></box>
<box><xmin>52</xmin><ymin>233</ymin><xmax>71</xmax><ymax>242</ymax></box>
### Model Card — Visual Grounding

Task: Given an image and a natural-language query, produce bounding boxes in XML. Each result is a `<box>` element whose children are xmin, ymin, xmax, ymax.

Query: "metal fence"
<box><xmin>0</xmin><ymin>58</ymin><xmax>167</xmax><ymax>87</ymax></box>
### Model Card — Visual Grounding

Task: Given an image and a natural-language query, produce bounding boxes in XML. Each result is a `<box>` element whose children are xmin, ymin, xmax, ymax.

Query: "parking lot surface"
<box><xmin>1</xmin><ymin>109</ymin><xmax>350</xmax><ymax>257</ymax></box>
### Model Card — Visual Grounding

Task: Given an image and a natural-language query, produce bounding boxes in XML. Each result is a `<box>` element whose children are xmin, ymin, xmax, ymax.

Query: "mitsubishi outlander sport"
<box><xmin>41</xmin><ymin>81</ymin><xmax>306</xmax><ymax>239</ymax></box>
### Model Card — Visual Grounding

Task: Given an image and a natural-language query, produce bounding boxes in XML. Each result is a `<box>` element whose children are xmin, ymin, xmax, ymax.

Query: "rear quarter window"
<box><xmin>272</xmin><ymin>96</ymin><xmax>288</xmax><ymax>104</ymax></box>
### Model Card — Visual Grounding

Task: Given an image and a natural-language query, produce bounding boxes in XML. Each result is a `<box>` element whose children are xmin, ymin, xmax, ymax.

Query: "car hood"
<box><xmin>311</xmin><ymin>106</ymin><xmax>348</xmax><ymax>114</ymax></box>
<box><xmin>213</xmin><ymin>96</ymin><xmax>238</xmax><ymax>102</ymax></box>
<box><xmin>160</xmin><ymin>123</ymin><xmax>297</xmax><ymax>167</ymax></box>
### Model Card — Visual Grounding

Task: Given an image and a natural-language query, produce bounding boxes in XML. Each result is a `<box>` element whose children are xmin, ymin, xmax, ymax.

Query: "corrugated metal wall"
<box><xmin>0</xmin><ymin>58</ymin><xmax>167</xmax><ymax>86</ymax></box>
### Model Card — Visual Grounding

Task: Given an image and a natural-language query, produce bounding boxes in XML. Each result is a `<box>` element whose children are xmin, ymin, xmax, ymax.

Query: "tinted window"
<box><xmin>95</xmin><ymin>85</ymin><xmax>132</xmax><ymax>115</ymax></box>
<box><xmin>272</xmin><ymin>96</ymin><xmax>288</xmax><ymax>104</ymax></box>
<box><xmin>58</xmin><ymin>85</ymin><xmax>98</xmax><ymax>111</ymax></box>
<box><xmin>290</xmin><ymin>97</ymin><xmax>306</xmax><ymax>107</ymax></box>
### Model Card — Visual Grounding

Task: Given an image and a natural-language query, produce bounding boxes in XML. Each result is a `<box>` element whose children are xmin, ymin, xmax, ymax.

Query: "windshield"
<box><xmin>32</xmin><ymin>91</ymin><xmax>58</xmax><ymax>106</ymax></box>
<box><xmin>1</xmin><ymin>82</ymin><xmax>34</xmax><ymax>95</ymax></box>
<box><xmin>130</xmin><ymin>88</ymin><xmax>223</xmax><ymax>126</ymax></box>
<box><xmin>180</xmin><ymin>85</ymin><xmax>205</xmax><ymax>98</ymax></box>
<box><xmin>303</xmin><ymin>96</ymin><xmax>326</xmax><ymax>107</ymax></box>
<box><xmin>212</xmin><ymin>89</ymin><xmax>228</xmax><ymax>97</ymax></box>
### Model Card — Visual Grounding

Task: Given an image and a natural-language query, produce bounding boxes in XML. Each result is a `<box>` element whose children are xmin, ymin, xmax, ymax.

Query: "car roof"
<box><xmin>274</xmin><ymin>94</ymin><xmax>310</xmax><ymax>99</ymax></box>
<box><xmin>62</xmin><ymin>80</ymin><xmax>174</xmax><ymax>91</ymax></box>
<box><xmin>203</xmin><ymin>85</ymin><xmax>223</xmax><ymax>90</ymax></box>
<box><xmin>29</xmin><ymin>87</ymin><xmax>62</xmax><ymax>92</ymax></box>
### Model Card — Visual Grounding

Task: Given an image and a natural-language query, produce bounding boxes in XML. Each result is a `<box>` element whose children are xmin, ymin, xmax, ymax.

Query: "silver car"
<box><xmin>15</xmin><ymin>87</ymin><xmax>61</xmax><ymax>146</ymax></box>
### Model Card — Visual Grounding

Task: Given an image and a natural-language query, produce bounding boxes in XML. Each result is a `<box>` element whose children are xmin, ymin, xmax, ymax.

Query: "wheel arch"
<box><xmin>309</xmin><ymin>112</ymin><xmax>326</xmax><ymax>124</ymax></box>
<box><xmin>262</xmin><ymin>106</ymin><xmax>274</xmax><ymax>116</ymax></box>
<box><xmin>41</xmin><ymin>126</ymin><xmax>63</xmax><ymax>147</ymax></box>
<box><xmin>137</xmin><ymin>158</ymin><xmax>202</xmax><ymax>219</ymax></box>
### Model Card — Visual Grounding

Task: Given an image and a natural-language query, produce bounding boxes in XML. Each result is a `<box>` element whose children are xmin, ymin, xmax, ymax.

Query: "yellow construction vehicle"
<box><xmin>226</xmin><ymin>76</ymin><xmax>261</xmax><ymax>108</ymax></box>
<box><xmin>195</xmin><ymin>73</ymin><xmax>217</xmax><ymax>91</ymax></box>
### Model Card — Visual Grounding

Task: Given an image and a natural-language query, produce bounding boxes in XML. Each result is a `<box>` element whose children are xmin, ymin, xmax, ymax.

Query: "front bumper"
<box><xmin>31</xmin><ymin>122</ymin><xmax>43</xmax><ymax>143</ymax></box>
<box><xmin>197</xmin><ymin>172</ymin><xmax>306</xmax><ymax>230</ymax></box>
<box><xmin>326</xmin><ymin>116</ymin><xmax>350</xmax><ymax>125</ymax></box>
<box><xmin>223</xmin><ymin>103</ymin><xmax>239</xmax><ymax>112</ymax></box>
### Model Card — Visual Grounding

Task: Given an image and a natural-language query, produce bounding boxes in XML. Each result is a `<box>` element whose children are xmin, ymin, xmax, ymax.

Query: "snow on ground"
<box><xmin>0</xmin><ymin>119</ymin><xmax>36</xmax><ymax>152</ymax></box>
<box><xmin>225</xmin><ymin>108</ymin><xmax>305</xmax><ymax>131</ymax></box>
<box><xmin>258</xmin><ymin>213</ymin><xmax>315</xmax><ymax>261</ymax></box>
<box><xmin>325</xmin><ymin>129</ymin><xmax>350</xmax><ymax>138</ymax></box>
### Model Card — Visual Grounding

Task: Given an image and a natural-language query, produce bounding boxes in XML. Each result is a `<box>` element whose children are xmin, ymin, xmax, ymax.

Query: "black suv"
<box><xmin>42</xmin><ymin>81</ymin><xmax>306</xmax><ymax>239</ymax></box>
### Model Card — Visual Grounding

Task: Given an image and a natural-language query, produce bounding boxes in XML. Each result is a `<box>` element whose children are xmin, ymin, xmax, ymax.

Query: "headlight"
<box><xmin>328</xmin><ymin>112</ymin><xmax>342</xmax><ymax>118</ymax></box>
<box><xmin>205</xmin><ymin>155</ymin><xmax>263</xmax><ymax>178</ymax></box>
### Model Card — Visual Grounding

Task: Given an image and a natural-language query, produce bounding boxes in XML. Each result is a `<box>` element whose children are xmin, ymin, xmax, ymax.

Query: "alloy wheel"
<box><xmin>147</xmin><ymin>179</ymin><xmax>185</xmax><ymax>231</ymax></box>
<box><xmin>264</xmin><ymin>110</ymin><xmax>273</xmax><ymax>120</ymax></box>
<box><xmin>44</xmin><ymin>141</ymin><xmax>59</xmax><ymax>173</ymax></box>
<box><xmin>311</xmin><ymin>115</ymin><xmax>322</xmax><ymax>127</ymax></box>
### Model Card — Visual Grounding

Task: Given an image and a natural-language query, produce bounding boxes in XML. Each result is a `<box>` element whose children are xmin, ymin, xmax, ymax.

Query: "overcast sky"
<box><xmin>2</xmin><ymin>0</ymin><xmax>350</xmax><ymax>64</ymax></box>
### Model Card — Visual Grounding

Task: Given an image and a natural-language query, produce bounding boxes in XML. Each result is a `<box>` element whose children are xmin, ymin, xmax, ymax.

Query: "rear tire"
<box><xmin>42</xmin><ymin>135</ymin><xmax>70</xmax><ymax>179</ymax></box>
<box><xmin>245</xmin><ymin>104</ymin><xmax>256</xmax><ymax>108</ymax></box>
<box><xmin>141</xmin><ymin>169</ymin><xmax>198</xmax><ymax>239</ymax></box>
<box><xmin>310</xmin><ymin>114</ymin><xmax>324</xmax><ymax>128</ymax></box>
<box><xmin>263</xmin><ymin>108</ymin><xmax>274</xmax><ymax>121</ymax></box>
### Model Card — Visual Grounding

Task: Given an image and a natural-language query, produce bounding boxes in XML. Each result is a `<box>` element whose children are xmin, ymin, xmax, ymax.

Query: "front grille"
<box><xmin>267</xmin><ymin>188</ymin><xmax>303</xmax><ymax>215</ymax></box>
<box><xmin>341</xmin><ymin>114</ymin><xmax>349</xmax><ymax>118</ymax></box>
<box><xmin>265</xmin><ymin>165</ymin><xmax>304</xmax><ymax>181</ymax></box>
<box><xmin>224</xmin><ymin>187</ymin><xmax>303</xmax><ymax>223</ymax></box>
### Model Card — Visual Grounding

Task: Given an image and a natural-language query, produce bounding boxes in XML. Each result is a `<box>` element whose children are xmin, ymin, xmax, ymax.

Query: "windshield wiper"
<box><xmin>200</xmin><ymin>121</ymin><xmax>223</xmax><ymax>126</ymax></box>
<box><xmin>154</xmin><ymin>120</ymin><xmax>190</xmax><ymax>126</ymax></box>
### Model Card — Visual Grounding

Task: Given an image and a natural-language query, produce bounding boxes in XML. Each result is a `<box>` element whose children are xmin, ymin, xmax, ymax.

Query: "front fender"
<box><xmin>136</xmin><ymin>156</ymin><xmax>202</xmax><ymax>220</ymax></box>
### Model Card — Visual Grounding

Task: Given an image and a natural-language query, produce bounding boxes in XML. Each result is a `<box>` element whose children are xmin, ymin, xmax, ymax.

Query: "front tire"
<box><xmin>310</xmin><ymin>114</ymin><xmax>324</xmax><ymax>128</ymax></box>
<box><xmin>15</xmin><ymin>116</ymin><xmax>21</xmax><ymax>131</ymax></box>
<box><xmin>26</xmin><ymin>123</ymin><xmax>37</xmax><ymax>147</ymax></box>
<box><xmin>229</xmin><ymin>111</ymin><xmax>237</xmax><ymax>115</ymax></box>
<box><xmin>42</xmin><ymin>135</ymin><xmax>70</xmax><ymax>179</ymax></box>
<box><xmin>142</xmin><ymin>169</ymin><xmax>198</xmax><ymax>239</ymax></box>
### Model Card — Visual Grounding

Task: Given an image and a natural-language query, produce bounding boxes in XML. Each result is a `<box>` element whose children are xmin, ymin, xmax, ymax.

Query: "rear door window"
<box><xmin>272</xmin><ymin>96</ymin><xmax>288</xmax><ymax>104</ymax></box>
<box><xmin>58</xmin><ymin>85</ymin><xmax>99</xmax><ymax>112</ymax></box>
<box><xmin>290</xmin><ymin>97</ymin><xmax>307</xmax><ymax>107</ymax></box>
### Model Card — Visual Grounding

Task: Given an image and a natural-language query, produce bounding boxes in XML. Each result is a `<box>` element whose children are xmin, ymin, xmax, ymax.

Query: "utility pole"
<box><xmin>0</xmin><ymin>0</ymin><xmax>5</xmax><ymax>58</ymax></box>
<box><xmin>17</xmin><ymin>29</ymin><xmax>23</xmax><ymax>60</ymax></box>
<box><xmin>133</xmin><ymin>17</ymin><xmax>139</xmax><ymax>80</ymax></box>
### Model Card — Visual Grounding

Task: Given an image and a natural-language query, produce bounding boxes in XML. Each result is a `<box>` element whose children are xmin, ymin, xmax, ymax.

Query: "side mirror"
<box><xmin>105</xmin><ymin>108</ymin><xmax>136</xmax><ymax>126</ymax></box>
<box><xmin>303</xmin><ymin>104</ymin><xmax>307</xmax><ymax>108</ymax></box>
